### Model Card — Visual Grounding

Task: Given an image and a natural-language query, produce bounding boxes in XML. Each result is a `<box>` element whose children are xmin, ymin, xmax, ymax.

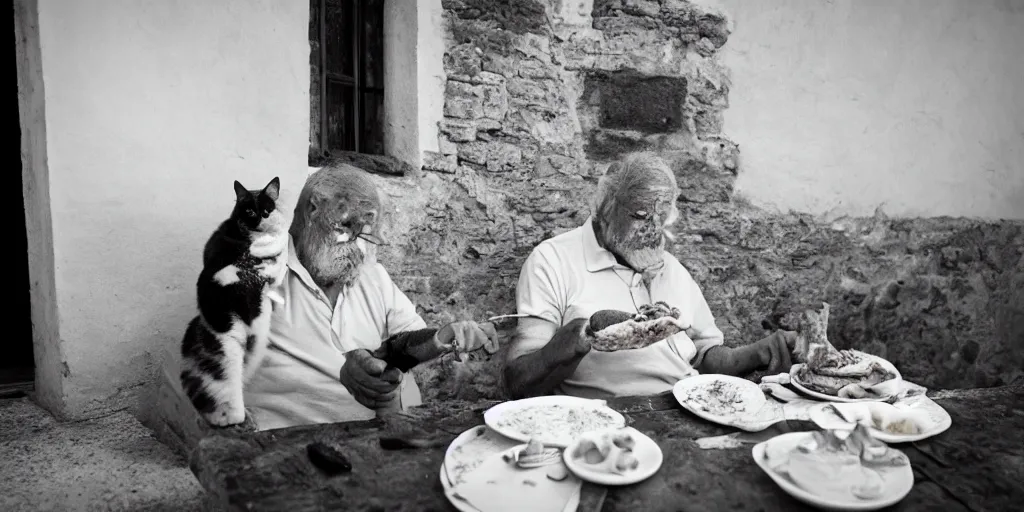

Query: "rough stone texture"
<box><xmin>350</xmin><ymin>0</ymin><xmax>1024</xmax><ymax>403</ymax></box>
<box><xmin>0</xmin><ymin>397</ymin><xmax>210</xmax><ymax>511</ymax></box>
<box><xmin>310</xmin><ymin>150</ymin><xmax>416</xmax><ymax>177</ymax></box>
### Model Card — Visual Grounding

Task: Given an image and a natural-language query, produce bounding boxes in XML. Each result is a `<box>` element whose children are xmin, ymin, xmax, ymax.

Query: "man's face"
<box><xmin>597</xmin><ymin>184</ymin><xmax>679</xmax><ymax>274</ymax></box>
<box><xmin>295</xmin><ymin>186</ymin><xmax>382</xmax><ymax>289</ymax></box>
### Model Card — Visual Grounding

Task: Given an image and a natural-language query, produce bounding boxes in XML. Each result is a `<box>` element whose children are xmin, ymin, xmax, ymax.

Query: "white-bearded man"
<box><xmin>239</xmin><ymin>164</ymin><xmax>498</xmax><ymax>429</ymax></box>
<box><xmin>504</xmin><ymin>153</ymin><xmax>796</xmax><ymax>399</ymax></box>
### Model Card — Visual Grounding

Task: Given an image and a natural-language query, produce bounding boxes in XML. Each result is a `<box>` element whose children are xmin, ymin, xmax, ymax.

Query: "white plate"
<box><xmin>673</xmin><ymin>374</ymin><xmax>781</xmax><ymax>432</ymax></box>
<box><xmin>563</xmin><ymin>427</ymin><xmax>663</xmax><ymax>486</ymax></box>
<box><xmin>789</xmin><ymin>357</ymin><xmax>903</xmax><ymax>403</ymax></box>
<box><xmin>440</xmin><ymin>425</ymin><xmax>580</xmax><ymax>512</ymax></box>
<box><xmin>484</xmin><ymin>395</ymin><xmax>626</xmax><ymax>448</ymax></box>
<box><xmin>752</xmin><ymin>432</ymin><xmax>914</xmax><ymax>511</ymax></box>
<box><xmin>808</xmin><ymin>396</ymin><xmax>952</xmax><ymax>444</ymax></box>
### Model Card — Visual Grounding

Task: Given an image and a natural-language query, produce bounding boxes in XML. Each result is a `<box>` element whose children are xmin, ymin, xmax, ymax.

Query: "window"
<box><xmin>309</xmin><ymin>0</ymin><xmax>385</xmax><ymax>164</ymax></box>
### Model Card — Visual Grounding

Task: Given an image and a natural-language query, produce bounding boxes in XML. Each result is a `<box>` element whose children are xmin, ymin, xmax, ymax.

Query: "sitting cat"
<box><xmin>179</xmin><ymin>177</ymin><xmax>288</xmax><ymax>427</ymax></box>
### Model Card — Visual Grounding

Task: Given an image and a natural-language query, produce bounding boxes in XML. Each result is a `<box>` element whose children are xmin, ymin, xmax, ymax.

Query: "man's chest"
<box><xmin>270</xmin><ymin>274</ymin><xmax>388</xmax><ymax>354</ymax></box>
<box><xmin>562</xmin><ymin>270</ymin><xmax>691</xmax><ymax>326</ymax></box>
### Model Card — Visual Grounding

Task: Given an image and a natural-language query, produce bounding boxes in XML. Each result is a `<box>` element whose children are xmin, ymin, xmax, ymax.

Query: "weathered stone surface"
<box><xmin>314</xmin><ymin>151</ymin><xmax>415</xmax><ymax>177</ymax></box>
<box><xmin>422</xmin><ymin>151</ymin><xmax>458</xmax><ymax>174</ymax></box>
<box><xmin>439</xmin><ymin>118</ymin><xmax>477</xmax><ymax>142</ymax></box>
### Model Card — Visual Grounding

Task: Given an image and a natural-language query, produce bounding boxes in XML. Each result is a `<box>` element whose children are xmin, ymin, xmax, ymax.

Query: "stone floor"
<box><xmin>0</xmin><ymin>396</ymin><xmax>212</xmax><ymax>511</ymax></box>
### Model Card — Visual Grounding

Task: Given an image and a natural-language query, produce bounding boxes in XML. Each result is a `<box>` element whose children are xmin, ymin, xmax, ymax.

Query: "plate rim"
<box><xmin>807</xmin><ymin>400</ymin><xmax>953</xmax><ymax>444</ymax></box>
<box><xmin>483</xmin><ymin>395</ymin><xmax>627</xmax><ymax>448</ymax></box>
<box><xmin>440</xmin><ymin>426</ymin><xmax>581</xmax><ymax>512</ymax></box>
<box><xmin>562</xmin><ymin>426</ymin><xmax>664</xmax><ymax>486</ymax></box>
<box><xmin>789</xmin><ymin>359</ymin><xmax>903</xmax><ymax>403</ymax></box>
<box><xmin>751</xmin><ymin>431</ymin><xmax>915</xmax><ymax>511</ymax></box>
<box><xmin>672</xmin><ymin>374</ymin><xmax>772</xmax><ymax>432</ymax></box>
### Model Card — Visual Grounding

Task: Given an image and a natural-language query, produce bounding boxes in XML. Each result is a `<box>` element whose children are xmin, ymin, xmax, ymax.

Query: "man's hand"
<box><xmin>437</xmin><ymin>321</ymin><xmax>500</xmax><ymax>358</ymax></box>
<box><xmin>339</xmin><ymin>349</ymin><xmax>403</xmax><ymax>410</ymax></box>
<box><xmin>751</xmin><ymin>330</ymin><xmax>798</xmax><ymax>374</ymax></box>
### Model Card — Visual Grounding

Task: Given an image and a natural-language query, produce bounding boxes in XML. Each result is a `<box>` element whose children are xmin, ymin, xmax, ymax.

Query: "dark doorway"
<box><xmin>308</xmin><ymin>0</ymin><xmax>386</xmax><ymax>164</ymax></box>
<box><xmin>4</xmin><ymin>2</ymin><xmax>35</xmax><ymax>397</ymax></box>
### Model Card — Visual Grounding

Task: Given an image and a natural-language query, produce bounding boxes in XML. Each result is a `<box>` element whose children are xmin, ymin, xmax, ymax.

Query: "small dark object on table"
<box><xmin>306</xmin><ymin>442</ymin><xmax>352</xmax><ymax>475</ymax></box>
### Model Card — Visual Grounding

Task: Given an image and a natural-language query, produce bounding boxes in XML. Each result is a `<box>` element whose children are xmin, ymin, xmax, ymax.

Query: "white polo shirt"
<box><xmin>243</xmin><ymin>236</ymin><xmax>426</xmax><ymax>430</ymax></box>
<box><xmin>514</xmin><ymin>217</ymin><xmax>725</xmax><ymax>398</ymax></box>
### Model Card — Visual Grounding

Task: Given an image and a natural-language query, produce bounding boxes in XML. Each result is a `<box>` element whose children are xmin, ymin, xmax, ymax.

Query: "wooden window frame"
<box><xmin>310</xmin><ymin>0</ymin><xmax>385</xmax><ymax>164</ymax></box>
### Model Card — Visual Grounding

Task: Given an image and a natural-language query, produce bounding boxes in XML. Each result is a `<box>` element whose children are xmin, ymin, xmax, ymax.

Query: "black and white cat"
<box><xmin>180</xmin><ymin>177</ymin><xmax>288</xmax><ymax>427</ymax></box>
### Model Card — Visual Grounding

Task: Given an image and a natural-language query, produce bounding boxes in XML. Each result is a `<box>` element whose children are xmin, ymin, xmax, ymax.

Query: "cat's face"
<box><xmin>232</xmin><ymin>177</ymin><xmax>285</xmax><ymax>234</ymax></box>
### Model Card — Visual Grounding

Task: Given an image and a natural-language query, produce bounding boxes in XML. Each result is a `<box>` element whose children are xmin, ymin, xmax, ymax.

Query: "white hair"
<box><xmin>592</xmin><ymin>153</ymin><xmax>679</xmax><ymax>223</ymax></box>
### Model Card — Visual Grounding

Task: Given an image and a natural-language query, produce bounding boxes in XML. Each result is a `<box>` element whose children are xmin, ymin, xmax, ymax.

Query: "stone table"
<box><xmin>190</xmin><ymin>382</ymin><xmax>1024</xmax><ymax>512</ymax></box>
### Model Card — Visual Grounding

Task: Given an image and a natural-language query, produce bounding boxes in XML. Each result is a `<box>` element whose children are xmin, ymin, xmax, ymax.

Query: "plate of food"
<box><xmin>440</xmin><ymin>426</ymin><xmax>581</xmax><ymax>512</ymax></box>
<box><xmin>808</xmin><ymin>397</ymin><xmax>952</xmax><ymax>443</ymax></box>
<box><xmin>672</xmin><ymin>374</ymin><xmax>780</xmax><ymax>432</ymax></box>
<box><xmin>563</xmin><ymin>427</ymin><xmax>663</xmax><ymax>486</ymax></box>
<box><xmin>753</xmin><ymin>424</ymin><xmax>914</xmax><ymax>511</ymax></box>
<box><xmin>789</xmin><ymin>303</ymin><xmax>903</xmax><ymax>402</ymax></box>
<box><xmin>484</xmin><ymin>396</ymin><xmax>626</xmax><ymax>448</ymax></box>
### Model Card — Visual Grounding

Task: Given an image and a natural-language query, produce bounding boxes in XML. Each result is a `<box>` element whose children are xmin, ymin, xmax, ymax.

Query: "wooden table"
<box><xmin>191</xmin><ymin>382</ymin><xmax>1024</xmax><ymax>511</ymax></box>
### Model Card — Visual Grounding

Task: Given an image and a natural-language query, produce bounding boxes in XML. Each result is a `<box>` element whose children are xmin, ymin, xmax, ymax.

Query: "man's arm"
<box><xmin>503</xmin><ymin>317</ymin><xmax>590</xmax><ymax>399</ymax></box>
<box><xmin>696</xmin><ymin>344</ymin><xmax>763</xmax><ymax>375</ymax></box>
<box><xmin>697</xmin><ymin>331</ymin><xmax>796</xmax><ymax>376</ymax></box>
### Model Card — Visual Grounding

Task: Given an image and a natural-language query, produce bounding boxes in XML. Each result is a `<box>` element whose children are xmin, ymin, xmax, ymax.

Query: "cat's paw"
<box><xmin>204</xmin><ymin>403</ymin><xmax>246</xmax><ymax>427</ymax></box>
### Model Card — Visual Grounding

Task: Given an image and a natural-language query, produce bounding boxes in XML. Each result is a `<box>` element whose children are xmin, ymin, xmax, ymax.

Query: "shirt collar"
<box><xmin>582</xmin><ymin>217</ymin><xmax>619</xmax><ymax>273</ymax></box>
<box><xmin>285</xmin><ymin>235</ymin><xmax>321</xmax><ymax>293</ymax></box>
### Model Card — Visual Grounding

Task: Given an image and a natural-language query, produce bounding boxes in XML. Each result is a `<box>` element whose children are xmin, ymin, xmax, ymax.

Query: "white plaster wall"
<box><xmin>383</xmin><ymin>0</ymin><xmax>445</xmax><ymax>169</ymax></box>
<box><xmin>713</xmin><ymin>0</ymin><xmax>1024</xmax><ymax>220</ymax></box>
<box><xmin>32</xmin><ymin>0</ymin><xmax>310</xmax><ymax>418</ymax></box>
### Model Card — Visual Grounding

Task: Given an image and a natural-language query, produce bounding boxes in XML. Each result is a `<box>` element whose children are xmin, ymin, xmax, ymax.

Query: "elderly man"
<box><xmin>238</xmin><ymin>164</ymin><xmax>497</xmax><ymax>430</ymax></box>
<box><xmin>504</xmin><ymin>154</ymin><xmax>795</xmax><ymax>399</ymax></box>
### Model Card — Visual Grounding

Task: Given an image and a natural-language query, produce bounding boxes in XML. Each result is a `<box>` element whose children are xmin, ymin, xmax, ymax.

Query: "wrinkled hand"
<box><xmin>339</xmin><ymin>349</ymin><xmax>403</xmax><ymax>410</ymax></box>
<box><xmin>753</xmin><ymin>330</ymin><xmax>798</xmax><ymax>374</ymax></box>
<box><xmin>437</xmin><ymin>321</ymin><xmax>500</xmax><ymax>358</ymax></box>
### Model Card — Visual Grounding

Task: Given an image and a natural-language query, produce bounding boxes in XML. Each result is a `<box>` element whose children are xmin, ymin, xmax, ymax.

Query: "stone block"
<box><xmin>444</xmin><ymin>44</ymin><xmax>482</xmax><ymax>77</ymax></box>
<box><xmin>481</xmin><ymin>83</ymin><xmax>509</xmax><ymax>120</ymax></box>
<box><xmin>443</xmin><ymin>0</ymin><xmax>548</xmax><ymax>35</ymax></box>
<box><xmin>438</xmin><ymin>134</ymin><xmax>459</xmax><ymax>155</ymax></box>
<box><xmin>439</xmin><ymin>118</ymin><xmax>478</xmax><ymax>142</ymax></box>
<box><xmin>444</xmin><ymin>81</ymin><xmax>485</xmax><ymax>119</ymax></box>
<box><xmin>458</xmin><ymin>141</ymin><xmax>523</xmax><ymax>173</ymax></box>
<box><xmin>423</xmin><ymin>151</ymin><xmax>458</xmax><ymax>174</ymax></box>
<box><xmin>475</xmin><ymin>118</ymin><xmax>502</xmax><ymax>132</ymax></box>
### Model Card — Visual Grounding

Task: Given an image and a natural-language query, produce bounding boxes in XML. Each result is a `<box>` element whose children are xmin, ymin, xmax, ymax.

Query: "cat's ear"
<box><xmin>263</xmin><ymin>177</ymin><xmax>281</xmax><ymax>201</ymax></box>
<box><xmin>233</xmin><ymin>181</ymin><xmax>248</xmax><ymax>201</ymax></box>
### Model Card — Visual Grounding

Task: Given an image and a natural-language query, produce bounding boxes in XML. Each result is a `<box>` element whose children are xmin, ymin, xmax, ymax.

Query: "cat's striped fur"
<box><xmin>180</xmin><ymin>177</ymin><xmax>287</xmax><ymax>427</ymax></box>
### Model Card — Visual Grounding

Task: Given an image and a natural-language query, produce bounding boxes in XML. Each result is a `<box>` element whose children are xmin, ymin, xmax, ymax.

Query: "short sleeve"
<box><xmin>515</xmin><ymin>246</ymin><xmax>564</xmax><ymax>326</ymax></box>
<box><xmin>378</xmin><ymin>265</ymin><xmax>428</xmax><ymax>336</ymax></box>
<box><xmin>684</xmin><ymin>271</ymin><xmax>725</xmax><ymax>367</ymax></box>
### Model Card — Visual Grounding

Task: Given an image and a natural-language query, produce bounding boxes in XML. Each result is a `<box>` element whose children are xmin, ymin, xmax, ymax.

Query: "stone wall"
<box><xmin>365</xmin><ymin>0</ymin><xmax>1024</xmax><ymax>402</ymax></box>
